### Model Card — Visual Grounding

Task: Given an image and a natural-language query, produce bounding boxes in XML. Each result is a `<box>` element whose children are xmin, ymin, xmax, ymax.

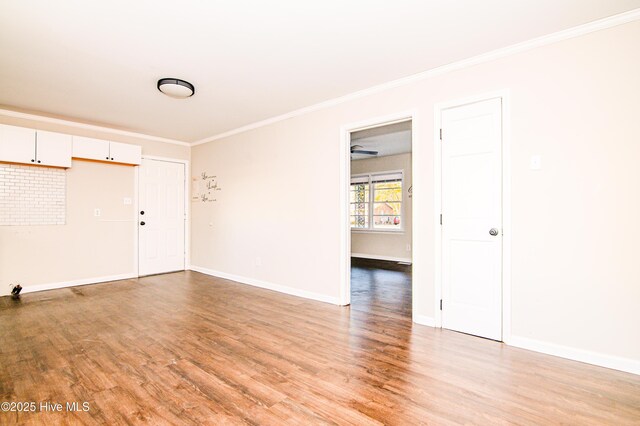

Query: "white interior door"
<box><xmin>441</xmin><ymin>98</ymin><xmax>502</xmax><ymax>341</ymax></box>
<box><xmin>139</xmin><ymin>158</ymin><xmax>186</xmax><ymax>276</ymax></box>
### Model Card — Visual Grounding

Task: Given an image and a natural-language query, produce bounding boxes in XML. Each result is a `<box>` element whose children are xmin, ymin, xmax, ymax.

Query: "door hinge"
<box><xmin>439</xmin><ymin>128</ymin><xmax>443</xmax><ymax>140</ymax></box>
<box><xmin>440</xmin><ymin>299</ymin><xmax>443</xmax><ymax>310</ymax></box>
<box><xmin>440</xmin><ymin>214</ymin><xmax>442</xmax><ymax>225</ymax></box>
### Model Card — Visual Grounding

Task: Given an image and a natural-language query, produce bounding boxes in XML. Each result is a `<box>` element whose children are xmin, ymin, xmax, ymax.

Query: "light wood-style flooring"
<box><xmin>1</xmin><ymin>265</ymin><xmax>639</xmax><ymax>424</ymax></box>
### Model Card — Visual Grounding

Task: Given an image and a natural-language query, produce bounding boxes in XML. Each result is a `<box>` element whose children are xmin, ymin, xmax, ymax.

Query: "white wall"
<box><xmin>350</xmin><ymin>153</ymin><xmax>412</xmax><ymax>262</ymax></box>
<box><xmin>0</xmin><ymin>114</ymin><xmax>189</xmax><ymax>295</ymax></box>
<box><xmin>191</xmin><ymin>20</ymin><xmax>640</xmax><ymax>370</ymax></box>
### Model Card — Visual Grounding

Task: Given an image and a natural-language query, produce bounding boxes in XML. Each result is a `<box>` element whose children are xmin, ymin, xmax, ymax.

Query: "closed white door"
<box><xmin>441</xmin><ymin>98</ymin><xmax>502</xmax><ymax>341</ymax></box>
<box><xmin>139</xmin><ymin>158</ymin><xmax>186</xmax><ymax>276</ymax></box>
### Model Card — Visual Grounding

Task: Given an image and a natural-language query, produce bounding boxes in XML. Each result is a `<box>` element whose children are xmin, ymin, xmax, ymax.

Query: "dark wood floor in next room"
<box><xmin>1</xmin><ymin>266</ymin><xmax>639</xmax><ymax>425</ymax></box>
<box><xmin>350</xmin><ymin>257</ymin><xmax>412</xmax><ymax>321</ymax></box>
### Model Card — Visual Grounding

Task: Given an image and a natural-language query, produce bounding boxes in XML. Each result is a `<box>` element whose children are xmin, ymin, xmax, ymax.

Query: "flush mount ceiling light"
<box><xmin>157</xmin><ymin>78</ymin><xmax>195</xmax><ymax>99</ymax></box>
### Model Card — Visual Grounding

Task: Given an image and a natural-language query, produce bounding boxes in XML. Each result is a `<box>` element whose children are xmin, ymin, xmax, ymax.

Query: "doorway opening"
<box><xmin>345</xmin><ymin>118</ymin><xmax>413</xmax><ymax>319</ymax></box>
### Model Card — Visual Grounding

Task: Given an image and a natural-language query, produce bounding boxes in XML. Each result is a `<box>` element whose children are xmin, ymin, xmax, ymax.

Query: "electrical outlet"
<box><xmin>94</xmin><ymin>208</ymin><xmax>101</xmax><ymax>217</ymax></box>
<box><xmin>123</xmin><ymin>197</ymin><xmax>132</xmax><ymax>205</ymax></box>
<box><xmin>255</xmin><ymin>257</ymin><xmax>262</xmax><ymax>267</ymax></box>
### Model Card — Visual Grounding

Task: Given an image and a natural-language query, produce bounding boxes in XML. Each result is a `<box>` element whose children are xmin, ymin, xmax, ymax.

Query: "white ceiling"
<box><xmin>351</xmin><ymin>121</ymin><xmax>411</xmax><ymax>160</ymax></box>
<box><xmin>1</xmin><ymin>1</ymin><xmax>639</xmax><ymax>143</ymax></box>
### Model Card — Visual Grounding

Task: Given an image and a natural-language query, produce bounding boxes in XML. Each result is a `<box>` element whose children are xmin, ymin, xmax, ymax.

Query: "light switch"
<box><xmin>530</xmin><ymin>155</ymin><xmax>542</xmax><ymax>170</ymax></box>
<box><xmin>123</xmin><ymin>197</ymin><xmax>132</xmax><ymax>205</ymax></box>
<box><xmin>94</xmin><ymin>208</ymin><xmax>101</xmax><ymax>217</ymax></box>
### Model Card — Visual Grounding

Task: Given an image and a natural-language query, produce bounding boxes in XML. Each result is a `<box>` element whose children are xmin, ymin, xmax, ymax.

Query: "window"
<box><xmin>350</xmin><ymin>176</ymin><xmax>369</xmax><ymax>229</ymax></box>
<box><xmin>350</xmin><ymin>171</ymin><xmax>403</xmax><ymax>231</ymax></box>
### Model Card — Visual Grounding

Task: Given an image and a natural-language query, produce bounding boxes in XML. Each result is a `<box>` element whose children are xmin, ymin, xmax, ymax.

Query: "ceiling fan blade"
<box><xmin>351</xmin><ymin>149</ymin><xmax>378</xmax><ymax>155</ymax></box>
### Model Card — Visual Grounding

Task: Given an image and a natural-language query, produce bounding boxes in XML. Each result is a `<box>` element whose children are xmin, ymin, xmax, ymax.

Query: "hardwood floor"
<box><xmin>1</xmin><ymin>270</ymin><xmax>639</xmax><ymax>425</ymax></box>
<box><xmin>350</xmin><ymin>257</ymin><xmax>412</xmax><ymax>320</ymax></box>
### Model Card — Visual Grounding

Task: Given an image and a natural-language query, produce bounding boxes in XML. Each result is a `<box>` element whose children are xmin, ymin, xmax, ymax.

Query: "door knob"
<box><xmin>489</xmin><ymin>228</ymin><xmax>499</xmax><ymax>236</ymax></box>
<box><xmin>140</xmin><ymin>221</ymin><xmax>145</xmax><ymax>226</ymax></box>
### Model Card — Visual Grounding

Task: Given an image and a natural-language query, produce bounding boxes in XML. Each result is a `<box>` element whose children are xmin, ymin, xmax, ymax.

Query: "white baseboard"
<box><xmin>509</xmin><ymin>335</ymin><xmax>640</xmax><ymax>376</ymax></box>
<box><xmin>20</xmin><ymin>273</ymin><xmax>138</xmax><ymax>295</ymax></box>
<box><xmin>413</xmin><ymin>314</ymin><xmax>436</xmax><ymax>327</ymax></box>
<box><xmin>189</xmin><ymin>265</ymin><xmax>342</xmax><ymax>305</ymax></box>
<box><xmin>351</xmin><ymin>253</ymin><xmax>412</xmax><ymax>264</ymax></box>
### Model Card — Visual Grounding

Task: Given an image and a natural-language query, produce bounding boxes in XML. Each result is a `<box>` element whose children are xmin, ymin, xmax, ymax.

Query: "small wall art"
<box><xmin>192</xmin><ymin>171</ymin><xmax>222</xmax><ymax>202</ymax></box>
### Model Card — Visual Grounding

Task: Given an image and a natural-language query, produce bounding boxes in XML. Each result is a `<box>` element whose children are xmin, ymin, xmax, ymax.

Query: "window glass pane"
<box><xmin>373</xmin><ymin>215</ymin><xmax>401</xmax><ymax>229</ymax></box>
<box><xmin>373</xmin><ymin>181</ymin><xmax>402</xmax><ymax>205</ymax></box>
<box><xmin>373</xmin><ymin>202</ymin><xmax>401</xmax><ymax>216</ymax></box>
<box><xmin>350</xmin><ymin>187</ymin><xmax>369</xmax><ymax>228</ymax></box>
<box><xmin>350</xmin><ymin>215</ymin><xmax>369</xmax><ymax>228</ymax></box>
<box><xmin>350</xmin><ymin>203</ymin><xmax>369</xmax><ymax>216</ymax></box>
<box><xmin>350</xmin><ymin>190</ymin><xmax>370</xmax><ymax>203</ymax></box>
<box><xmin>350</xmin><ymin>183</ymin><xmax>369</xmax><ymax>203</ymax></box>
<box><xmin>373</xmin><ymin>180</ymin><xmax>402</xmax><ymax>190</ymax></box>
<box><xmin>374</xmin><ymin>188</ymin><xmax>402</xmax><ymax>203</ymax></box>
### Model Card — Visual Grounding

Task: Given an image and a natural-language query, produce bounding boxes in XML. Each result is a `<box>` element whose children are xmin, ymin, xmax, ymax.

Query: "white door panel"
<box><xmin>139</xmin><ymin>159</ymin><xmax>185</xmax><ymax>276</ymax></box>
<box><xmin>441</xmin><ymin>98</ymin><xmax>502</xmax><ymax>341</ymax></box>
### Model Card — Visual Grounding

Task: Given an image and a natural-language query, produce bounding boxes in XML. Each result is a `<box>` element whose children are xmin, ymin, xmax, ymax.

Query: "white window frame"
<box><xmin>350</xmin><ymin>169</ymin><xmax>404</xmax><ymax>233</ymax></box>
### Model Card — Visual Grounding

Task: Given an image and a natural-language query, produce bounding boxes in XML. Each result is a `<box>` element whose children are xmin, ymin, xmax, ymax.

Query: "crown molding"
<box><xmin>0</xmin><ymin>108</ymin><xmax>190</xmax><ymax>147</ymax></box>
<box><xmin>192</xmin><ymin>7</ymin><xmax>640</xmax><ymax>147</ymax></box>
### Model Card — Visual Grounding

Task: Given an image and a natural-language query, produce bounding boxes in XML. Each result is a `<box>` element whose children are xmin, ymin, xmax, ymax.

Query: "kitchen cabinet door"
<box><xmin>0</xmin><ymin>124</ymin><xmax>36</xmax><ymax>164</ymax></box>
<box><xmin>37</xmin><ymin>130</ymin><xmax>72</xmax><ymax>167</ymax></box>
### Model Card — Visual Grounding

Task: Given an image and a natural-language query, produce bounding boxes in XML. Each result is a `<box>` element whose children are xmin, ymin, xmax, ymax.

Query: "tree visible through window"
<box><xmin>350</xmin><ymin>172</ymin><xmax>403</xmax><ymax>230</ymax></box>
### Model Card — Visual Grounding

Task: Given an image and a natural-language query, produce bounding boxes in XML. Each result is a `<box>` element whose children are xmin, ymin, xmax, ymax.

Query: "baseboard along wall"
<box><xmin>189</xmin><ymin>265</ymin><xmax>342</xmax><ymax>305</ymax></box>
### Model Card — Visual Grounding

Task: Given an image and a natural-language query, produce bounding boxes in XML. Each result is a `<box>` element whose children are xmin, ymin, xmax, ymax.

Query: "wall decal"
<box><xmin>192</xmin><ymin>171</ymin><xmax>222</xmax><ymax>202</ymax></box>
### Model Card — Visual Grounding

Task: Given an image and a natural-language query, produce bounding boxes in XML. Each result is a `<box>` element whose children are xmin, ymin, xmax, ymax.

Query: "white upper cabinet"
<box><xmin>0</xmin><ymin>125</ymin><xmax>141</xmax><ymax>167</ymax></box>
<box><xmin>109</xmin><ymin>141</ymin><xmax>141</xmax><ymax>165</ymax></box>
<box><xmin>72</xmin><ymin>137</ymin><xmax>141</xmax><ymax>165</ymax></box>
<box><xmin>72</xmin><ymin>136</ymin><xmax>110</xmax><ymax>161</ymax></box>
<box><xmin>36</xmin><ymin>131</ymin><xmax>72</xmax><ymax>168</ymax></box>
<box><xmin>0</xmin><ymin>124</ymin><xmax>36</xmax><ymax>164</ymax></box>
<box><xmin>0</xmin><ymin>125</ymin><xmax>72</xmax><ymax>167</ymax></box>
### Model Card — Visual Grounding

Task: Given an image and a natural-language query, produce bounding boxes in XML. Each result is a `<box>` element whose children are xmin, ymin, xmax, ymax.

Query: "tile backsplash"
<box><xmin>0</xmin><ymin>164</ymin><xmax>66</xmax><ymax>226</ymax></box>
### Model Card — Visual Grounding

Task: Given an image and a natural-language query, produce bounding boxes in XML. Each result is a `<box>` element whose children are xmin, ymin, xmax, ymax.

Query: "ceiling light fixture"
<box><xmin>157</xmin><ymin>78</ymin><xmax>195</xmax><ymax>99</ymax></box>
